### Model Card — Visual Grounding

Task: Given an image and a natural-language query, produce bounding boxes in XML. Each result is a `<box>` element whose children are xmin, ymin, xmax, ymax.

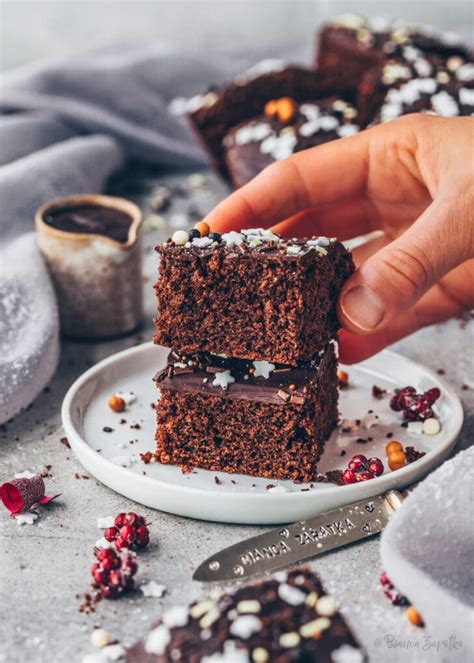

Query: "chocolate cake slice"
<box><xmin>358</xmin><ymin>49</ymin><xmax>473</xmax><ymax>125</ymax></box>
<box><xmin>315</xmin><ymin>14</ymin><xmax>469</xmax><ymax>101</ymax></box>
<box><xmin>187</xmin><ymin>62</ymin><xmax>322</xmax><ymax>178</ymax></box>
<box><xmin>223</xmin><ymin>97</ymin><xmax>359</xmax><ymax>188</ymax></box>
<box><xmin>154</xmin><ymin>229</ymin><xmax>354</xmax><ymax>365</ymax></box>
<box><xmin>371</xmin><ymin>60</ymin><xmax>474</xmax><ymax>124</ymax></box>
<box><xmin>126</xmin><ymin>567</ymin><xmax>365</xmax><ymax>662</ymax></box>
<box><xmin>154</xmin><ymin>345</ymin><xmax>337</xmax><ymax>483</ymax></box>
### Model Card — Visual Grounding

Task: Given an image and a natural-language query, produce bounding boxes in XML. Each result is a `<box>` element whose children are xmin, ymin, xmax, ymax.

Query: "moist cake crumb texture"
<box><xmin>154</xmin><ymin>229</ymin><xmax>354</xmax><ymax>365</ymax></box>
<box><xmin>154</xmin><ymin>345</ymin><xmax>338</xmax><ymax>482</ymax></box>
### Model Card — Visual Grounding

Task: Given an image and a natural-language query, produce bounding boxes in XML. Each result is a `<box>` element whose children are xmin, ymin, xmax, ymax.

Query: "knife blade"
<box><xmin>193</xmin><ymin>489</ymin><xmax>408</xmax><ymax>582</ymax></box>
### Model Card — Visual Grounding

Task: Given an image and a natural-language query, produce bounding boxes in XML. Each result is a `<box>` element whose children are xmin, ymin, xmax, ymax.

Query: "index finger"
<box><xmin>204</xmin><ymin>129</ymin><xmax>371</xmax><ymax>234</ymax></box>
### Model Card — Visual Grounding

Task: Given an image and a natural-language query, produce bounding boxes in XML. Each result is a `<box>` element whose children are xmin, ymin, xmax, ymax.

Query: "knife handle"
<box><xmin>384</xmin><ymin>482</ymin><xmax>418</xmax><ymax>514</ymax></box>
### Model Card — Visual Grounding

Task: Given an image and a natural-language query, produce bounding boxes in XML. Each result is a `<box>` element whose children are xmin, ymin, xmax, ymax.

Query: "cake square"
<box><xmin>187</xmin><ymin>62</ymin><xmax>322</xmax><ymax>178</ymax></box>
<box><xmin>154</xmin><ymin>230</ymin><xmax>354</xmax><ymax>365</ymax></box>
<box><xmin>154</xmin><ymin>344</ymin><xmax>337</xmax><ymax>483</ymax></box>
<box><xmin>126</xmin><ymin>567</ymin><xmax>365</xmax><ymax>662</ymax></box>
<box><xmin>223</xmin><ymin>97</ymin><xmax>359</xmax><ymax>188</ymax></box>
<box><xmin>369</xmin><ymin>59</ymin><xmax>474</xmax><ymax>124</ymax></box>
<box><xmin>315</xmin><ymin>15</ymin><xmax>469</xmax><ymax>101</ymax></box>
<box><xmin>358</xmin><ymin>49</ymin><xmax>473</xmax><ymax>125</ymax></box>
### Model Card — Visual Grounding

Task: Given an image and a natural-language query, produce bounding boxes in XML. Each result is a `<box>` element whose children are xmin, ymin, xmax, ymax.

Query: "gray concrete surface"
<box><xmin>0</xmin><ymin>166</ymin><xmax>472</xmax><ymax>662</ymax></box>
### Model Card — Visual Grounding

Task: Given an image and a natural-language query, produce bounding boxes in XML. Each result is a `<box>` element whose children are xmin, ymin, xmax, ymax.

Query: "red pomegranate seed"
<box><xmin>124</xmin><ymin>512</ymin><xmax>139</xmax><ymax>526</ymax></box>
<box><xmin>104</xmin><ymin>527</ymin><xmax>118</xmax><ymax>542</ymax></box>
<box><xmin>368</xmin><ymin>457</ymin><xmax>384</xmax><ymax>477</ymax></box>
<box><xmin>114</xmin><ymin>512</ymin><xmax>126</xmax><ymax>528</ymax></box>
<box><xmin>348</xmin><ymin>454</ymin><xmax>368</xmax><ymax>472</ymax></box>
<box><xmin>342</xmin><ymin>469</ymin><xmax>358</xmax><ymax>484</ymax></box>
<box><xmin>356</xmin><ymin>471</ymin><xmax>374</xmax><ymax>482</ymax></box>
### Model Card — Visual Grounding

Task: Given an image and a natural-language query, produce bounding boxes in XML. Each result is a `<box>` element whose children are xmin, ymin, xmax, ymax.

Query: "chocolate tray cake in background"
<box><xmin>126</xmin><ymin>567</ymin><xmax>365</xmax><ymax>662</ymax></box>
<box><xmin>154</xmin><ymin>344</ymin><xmax>337</xmax><ymax>483</ymax></box>
<box><xmin>154</xmin><ymin>229</ymin><xmax>354</xmax><ymax>365</ymax></box>
<box><xmin>187</xmin><ymin>62</ymin><xmax>322</xmax><ymax>178</ymax></box>
<box><xmin>316</xmin><ymin>14</ymin><xmax>469</xmax><ymax>101</ymax></box>
<box><xmin>370</xmin><ymin>60</ymin><xmax>474</xmax><ymax>124</ymax></box>
<box><xmin>358</xmin><ymin>50</ymin><xmax>473</xmax><ymax>125</ymax></box>
<box><xmin>223</xmin><ymin>97</ymin><xmax>359</xmax><ymax>188</ymax></box>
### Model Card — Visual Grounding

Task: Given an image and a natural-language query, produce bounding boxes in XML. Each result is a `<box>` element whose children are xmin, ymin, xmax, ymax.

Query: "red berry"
<box><xmin>389</xmin><ymin>394</ymin><xmax>403</xmax><ymax>411</ymax></box>
<box><xmin>114</xmin><ymin>512</ymin><xmax>126</xmax><ymax>528</ymax></box>
<box><xmin>356</xmin><ymin>471</ymin><xmax>374</xmax><ymax>482</ymax></box>
<box><xmin>91</xmin><ymin>564</ymin><xmax>108</xmax><ymax>587</ymax></box>
<box><xmin>109</xmin><ymin>570</ymin><xmax>124</xmax><ymax>587</ymax></box>
<box><xmin>124</xmin><ymin>512</ymin><xmax>139</xmax><ymax>526</ymax></box>
<box><xmin>119</xmin><ymin>525</ymin><xmax>136</xmax><ymax>545</ymax></box>
<box><xmin>425</xmin><ymin>387</ymin><xmax>440</xmax><ymax>404</ymax></box>
<box><xmin>114</xmin><ymin>536</ymin><xmax>128</xmax><ymax>551</ymax></box>
<box><xmin>342</xmin><ymin>469</ymin><xmax>357</xmax><ymax>484</ymax></box>
<box><xmin>98</xmin><ymin>550</ymin><xmax>120</xmax><ymax>571</ymax></box>
<box><xmin>121</xmin><ymin>552</ymin><xmax>138</xmax><ymax>576</ymax></box>
<box><xmin>391</xmin><ymin>385</ymin><xmax>441</xmax><ymax>421</ymax></box>
<box><xmin>91</xmin><ymin>546</ymin><xmax>137</xmax><ymax>600</ymax></box>
<box><xmin>135</xmin><ymin>525</ymin><xmax>150</xmax><ymax>548</ymax></box>
<box><xmin>135</xmin><ymin>516</ymin><xmax>146</xmax><ymax>527</ymax></box>
<box><xmin>96</xmin><ymin>548</ymin><xmax>114</xmax><ymax>561</ymax></box>
<box><xmin>348</xmin><ymin>454</ymin><xmax>368</xmax><ymax>472</ymax></box>
<box><xmin>368</xmin><ymin>457</ymin><xmax>384</xmax><ymax>477</ymax></box>
<box><xmin>100</xmin><ymin>585</ymin><xmax>118</xmax><ymax>599</ymax></box>
<box><xmin>104</xmin><ymin>527</ymin><xmax>118</xmax><ymax>542</ymax></box>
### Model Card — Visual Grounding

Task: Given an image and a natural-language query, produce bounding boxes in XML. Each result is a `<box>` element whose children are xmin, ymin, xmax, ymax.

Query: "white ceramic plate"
<box><xmin>62</xmin><ymin>343</ymin><xmax>463</xmax><ymax>525</ymax></box>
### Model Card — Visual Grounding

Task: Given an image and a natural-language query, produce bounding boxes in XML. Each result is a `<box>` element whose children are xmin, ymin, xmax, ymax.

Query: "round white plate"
<box><xmin>62</xmin><ymin>343</ymin><xmax>463</xmax><ymax>525</ymax></box>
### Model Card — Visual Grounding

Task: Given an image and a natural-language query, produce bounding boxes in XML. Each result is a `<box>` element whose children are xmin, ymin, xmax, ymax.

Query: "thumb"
<box><xmin>338</xmin><ymin>196</ymin><xmax>473</xmax><ymax>334</ymax></box>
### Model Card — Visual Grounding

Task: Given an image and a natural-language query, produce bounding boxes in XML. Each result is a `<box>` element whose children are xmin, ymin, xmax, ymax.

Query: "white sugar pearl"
<box><xmin>422</xmin><ymin>417</ymin><xmax>441</xmax><ymax>435</ymax></box>
<box><xmin>90</xmin><ymin>628</ymin><xmax>112</xmax><ymax>649</ymax></box>
<box><xmin>171</xmin><ymin>230</ymin><xmax>189</xmax><ymax>245</ymax></box>
<box><xmin>316</xmin><ymin>595</ymin><xmax>337</xmax><ymax>616</ymax></box>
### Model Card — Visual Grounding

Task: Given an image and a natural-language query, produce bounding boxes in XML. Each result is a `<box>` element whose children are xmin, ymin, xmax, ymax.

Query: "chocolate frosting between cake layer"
<box><xmin>155</xmin><ymin>349</ymin><xmax>329</xmax><ymax>405</ymax></box>
<box><xmin>43</xmin><ymin>204</ymin><xmax>133</xmax><ymax>243</ymax></box>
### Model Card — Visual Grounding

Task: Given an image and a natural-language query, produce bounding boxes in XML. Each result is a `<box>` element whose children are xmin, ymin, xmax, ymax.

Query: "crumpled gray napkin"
<box><xmin>0</xmin><ymin>46</ymin><xmax>255</xmax><ymax>423</ymax></box>
<box><xmin>381</xmin><ymin>447</ymin><xmax>474</xmax><ymax>660</ymax></box>
<box><xmin>0</xmin><ymin>233</ymin><xmax>59</xmax><ymax>423</ymax></box>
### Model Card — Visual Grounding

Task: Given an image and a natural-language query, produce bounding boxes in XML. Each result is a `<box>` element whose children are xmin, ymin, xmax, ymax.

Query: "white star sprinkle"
<box><xmin>212</xmin><ymin>370</ymin><xmax>236</xmax><ymax>390</ymax></box>
<box><xmin>252</xmin><ymin>361</ymin><xmax>276</xmax><ymax>379</ymax></box>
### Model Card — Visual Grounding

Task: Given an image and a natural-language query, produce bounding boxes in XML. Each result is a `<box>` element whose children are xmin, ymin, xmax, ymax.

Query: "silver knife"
<box><xmin>194</xmin><ymin>488</ymin><xmax>412</xmax><ymax>582</ymax></box>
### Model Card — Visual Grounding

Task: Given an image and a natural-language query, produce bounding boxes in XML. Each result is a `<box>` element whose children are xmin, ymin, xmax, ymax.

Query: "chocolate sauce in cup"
<box><xmin>36</xmin><ymin>194</ymin><xmax>143</xmax><ymax>339</ymax></box>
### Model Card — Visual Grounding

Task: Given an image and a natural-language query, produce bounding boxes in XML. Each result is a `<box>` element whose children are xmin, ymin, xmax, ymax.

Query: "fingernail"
<box><xmin>340</xmin><ymin>285</ymin><xmax>385</xmax><ymax>331</ymax></box>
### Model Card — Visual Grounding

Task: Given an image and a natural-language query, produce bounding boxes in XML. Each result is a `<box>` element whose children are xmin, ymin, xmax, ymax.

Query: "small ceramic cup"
<box><xmin>36</xmin><ymin>194</ymin><xmax>143</xmax><ymax>339</ymax></box>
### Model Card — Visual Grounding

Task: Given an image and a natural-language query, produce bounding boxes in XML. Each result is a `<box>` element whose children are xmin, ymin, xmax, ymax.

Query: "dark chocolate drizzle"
<box><xmin>43</xmin><ymin>204</ymin><xmax>133</xmax><ymax>243</ymax></box>
<box><xmin>155</xmin><ymin>349</ymin><xmax>329</xmax><ymax>405</ymax></box>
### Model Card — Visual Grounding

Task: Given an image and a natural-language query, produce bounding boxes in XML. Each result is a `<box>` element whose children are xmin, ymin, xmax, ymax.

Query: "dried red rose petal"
<box><xmin>0</xmin><ymin>475</ymin><xmax>60</xmax><ymax>515</ymax></box>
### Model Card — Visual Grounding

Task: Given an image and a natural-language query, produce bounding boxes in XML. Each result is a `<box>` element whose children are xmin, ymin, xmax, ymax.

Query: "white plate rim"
<box><xmin>61</xmin><ymin>342</ymin><xmax>464</xmax><ymax>514</ymax></box>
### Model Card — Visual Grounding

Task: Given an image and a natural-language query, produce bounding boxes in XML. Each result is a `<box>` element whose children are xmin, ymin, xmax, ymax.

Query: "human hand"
<box><xmin>203</xmin><ymin>115</ymin><xmax>474</xmax><ymax>363</ymax></box>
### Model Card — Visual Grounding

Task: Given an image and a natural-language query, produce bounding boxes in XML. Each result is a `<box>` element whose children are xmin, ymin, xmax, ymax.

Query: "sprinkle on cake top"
<box><xmin>165</xmin><ymin>227</ymin><xmax>337</xmax><ymax>257</ymax></box>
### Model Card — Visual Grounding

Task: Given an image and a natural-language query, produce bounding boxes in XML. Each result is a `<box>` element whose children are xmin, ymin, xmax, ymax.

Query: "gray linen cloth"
<box><xmin>381</xmin><ymin>447</ymin><xmax>474</xmax><ymax>660</ymax></box>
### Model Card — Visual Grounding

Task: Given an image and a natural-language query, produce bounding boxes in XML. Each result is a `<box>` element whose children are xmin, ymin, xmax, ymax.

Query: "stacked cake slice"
<box><xmin>153</xmin><ymin>227</ymin><xmax>354</xmax><ymax>482</ymax></box>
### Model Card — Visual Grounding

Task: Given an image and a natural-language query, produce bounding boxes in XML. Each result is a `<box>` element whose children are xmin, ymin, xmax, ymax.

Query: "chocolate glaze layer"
<box><xmin>43</xmin><ymin>204</ymin><xmax>133</xmax><ymax>243</ymax></box>
<box><xmin>155</xmin><ymin>348</ymin><xmax>330</xmax><ymax>405</ymax></box>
